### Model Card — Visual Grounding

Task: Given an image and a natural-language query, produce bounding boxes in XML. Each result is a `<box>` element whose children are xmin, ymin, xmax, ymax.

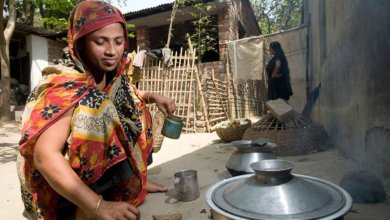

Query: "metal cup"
<box><xmin>161</xmin><ymin>115</ymin><xmax>184</xmax><ymax>139</ymax></box>
<box><xmin>174</xmin><ymin>170</ymin><xmax>200</xmax><ymax>202</ymax></box>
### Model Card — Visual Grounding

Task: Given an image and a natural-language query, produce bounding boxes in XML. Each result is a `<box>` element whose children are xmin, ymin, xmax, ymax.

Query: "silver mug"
<box><xmin>174</xmin><ymin>170</ymin><xmax>200</xmax><ymax>202</ymax></box>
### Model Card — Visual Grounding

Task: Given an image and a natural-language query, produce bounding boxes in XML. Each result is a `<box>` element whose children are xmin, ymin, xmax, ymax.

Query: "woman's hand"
<box><xmin>271</xmin><ymin>60</ymin><xmax>282</xmax><ymax>78</ymax></box>
<box><xmin>94</xmin><ymin>200</ymin><xmax>140</xmax><ymax>220</ymax></box>
<box><xmin>149</xmin><ymin>93</ymin><xmax>176</xmax><ymax>116</ymax></box>
<box><xmin>138</xmin><ymin>90</ymin><xmax>176</xmax><ymax>116</ymax></box>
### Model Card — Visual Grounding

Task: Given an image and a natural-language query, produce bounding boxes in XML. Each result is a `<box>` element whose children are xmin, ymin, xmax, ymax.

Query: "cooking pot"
<box><xmin>218</xmin><ymin>138</ymin><xmax>277</xmax><ymax>176</ymax></box>
<box><xmin>206</xmin><ymin>159</ymin><xmax>352</xmax><ymax>220</ymax></box>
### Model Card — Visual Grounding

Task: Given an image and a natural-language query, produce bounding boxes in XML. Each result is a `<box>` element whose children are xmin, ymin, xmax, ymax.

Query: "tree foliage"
<box><xmin>251</xmin><ymin>0</ymin><xmax>302</xmax><ymax>35</ymax></box>
<box><xmin>38</xmin><ymin>0</ymin><xmax>75</xmax><ymax>30</ymax></box>
<box><xmin>173</xmin><ymin>0</ymin><xmax>217</xmax><ymax>60</ymax></box>
<box><xmin>187</xmin><ymin>3</ymin><xmax>217</xmax><ymax>60</ymax></box>
<box><xmin>3</xmin><ymin>0</ymin><xmax>129</xmax><ymax>31</ymax></box>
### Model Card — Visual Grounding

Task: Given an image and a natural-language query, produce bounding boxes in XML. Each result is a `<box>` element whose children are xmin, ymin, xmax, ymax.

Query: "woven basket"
<box><xmin>243</xmin><ymin>113</ymin><xmax>331</xmax><ymax>156</ymax></box>
<box><xmin>151</xmin><ymin>111</ymin><xmax>165</xmax><ymax>153</ymax></box>
<box><xmin>216</xmin><ymin>119</ymin><xmax>252</xmax><ymax>142</ymax></box>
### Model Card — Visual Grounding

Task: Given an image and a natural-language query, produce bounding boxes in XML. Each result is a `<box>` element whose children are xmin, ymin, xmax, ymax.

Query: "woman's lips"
<box><xmin>103</xmin><ymin>59</ymin><xmax>117</xmax><ymax>66</ymax></box>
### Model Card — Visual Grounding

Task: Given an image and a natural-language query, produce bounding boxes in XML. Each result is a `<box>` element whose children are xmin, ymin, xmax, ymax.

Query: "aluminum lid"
<box><xmin>206</xmin><ymin>160</ymin><xmax>352</xmax><ymax>220</ymax></box>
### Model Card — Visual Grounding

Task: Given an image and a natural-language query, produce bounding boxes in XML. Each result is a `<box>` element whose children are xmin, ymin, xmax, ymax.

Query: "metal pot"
<box><xmin>218</xmin><ymin>138</ymin><xmax>277</xmax><ymax>176</ymax></box>
<box><xmin>206</xmin><ymin>160</ymin><xmax>352</xmax><ymax>220</ymax></box>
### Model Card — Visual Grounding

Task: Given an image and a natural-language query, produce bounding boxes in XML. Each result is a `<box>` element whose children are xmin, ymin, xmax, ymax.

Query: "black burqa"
<box><xmin>266</xmin><ymin>42</ymin><xmax>293</xmax><ymax>101</ymax></box>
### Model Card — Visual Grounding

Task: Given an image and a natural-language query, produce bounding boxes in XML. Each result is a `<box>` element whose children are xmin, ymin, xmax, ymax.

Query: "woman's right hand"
<box><xmin>95</xmin><ymin>200</ymin><xmax>140</xmax><ymax>220</ymax></box>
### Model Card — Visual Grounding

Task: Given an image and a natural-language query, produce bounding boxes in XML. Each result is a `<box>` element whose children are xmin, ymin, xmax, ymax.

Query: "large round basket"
<box><xmin>216</xmin><ymin>119</ymin><xmax>252</xmax><ymax>142</ymax></box>
<box><xmin>243</xmin><ymin>112</ymin><xmax>331</xmax><ymax>156</ymax></box>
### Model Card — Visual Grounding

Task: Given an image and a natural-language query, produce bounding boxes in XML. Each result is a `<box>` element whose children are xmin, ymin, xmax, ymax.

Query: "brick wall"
<box><xmin>136</xmin><ymin>26</ymin><xmax>151</xmax><ymax>50</ymax></box>
<box><xmin>230</xmin><ymin>0</ymin><xmax>261</xmax><ymax>37</ymax></box>
<box><xmin>218</xmin><ymin>0</ymin><xmax>261</xmax><ymax>60</ymax></box>
<box><xmin>218</xmin><ymin>9</ymin><xmax>230</xmax><ymax>61</ymax></box>
<box><xmin>199</xmin><ymin>61</ymin><xmax>227</xmax><ymax>80</ymax></box>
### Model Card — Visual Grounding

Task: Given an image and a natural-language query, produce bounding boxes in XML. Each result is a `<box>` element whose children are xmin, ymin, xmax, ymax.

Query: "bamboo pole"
<box><xmin>188</xmin><ymin>37</ymin><xmax>210</xmax><ymax>132</ymax></box>
<box><xmin>225</xmin><ymin>53</ymin><xmax>233</xmax><ymax>119</ymax></box>
<box><xmin>187</xmin><ymin>47</ymin><xmax>197</xmax><ymax>133</ymax></box>
<box><xmin>166</xmin><ymin>0</ymin><xmax>178</xmax><ymax>48</ymax></box>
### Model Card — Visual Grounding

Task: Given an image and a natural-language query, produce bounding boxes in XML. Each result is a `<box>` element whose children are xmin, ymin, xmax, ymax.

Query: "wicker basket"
<box><xmin>216</xmin><ymin>119</ymin><xmax>252</xmax><ymax>142</ymax></box>
<box><xmin>243</xmin><ymin>113</ymin><xmax>331</xmax><ymax>156</ymax></box>
<box><xmin>151</xmin><ymin>111</ymin><xmax>165</xmax><ymax>153</ymax></box>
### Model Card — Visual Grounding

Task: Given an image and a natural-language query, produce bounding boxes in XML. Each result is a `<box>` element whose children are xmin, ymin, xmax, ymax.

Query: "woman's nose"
<box><xmin>105</xmin><ymin>42</ymin><xmax>116</xmax><ymax>55</ymax></box>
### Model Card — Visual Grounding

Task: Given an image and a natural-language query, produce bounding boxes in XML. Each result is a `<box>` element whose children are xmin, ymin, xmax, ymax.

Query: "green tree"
<box><xmin>38</xmin><ymin>0</ymin><xmax>75</xmax><ymax>30</ymax></box>
<box><xmin>251</xmin><ymin>0</ymin><xmax>302</xmax><ymax>35</ymax></box>
<box><xmin>187</xmin><ymin>3</ymin><xmax>217</xmax><ymax>61</ymax></box>
<box><xmin>170</xmin><ymin>0</ymin><xmax>217</xmax><ymax>60</ymax></box>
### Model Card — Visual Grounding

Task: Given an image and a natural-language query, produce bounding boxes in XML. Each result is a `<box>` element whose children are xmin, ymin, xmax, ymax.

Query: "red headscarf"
<box><xmin>68</xmin><ymin>0</ymin><xmax>129</xmax><ymax>79</ymax></box>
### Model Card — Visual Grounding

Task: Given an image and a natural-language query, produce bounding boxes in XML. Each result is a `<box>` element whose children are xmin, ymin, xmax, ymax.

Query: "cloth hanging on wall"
<box><xmin>227</xmin><ymin>36</ymin><xmax>264</xmax><ymax>81</ymax></box>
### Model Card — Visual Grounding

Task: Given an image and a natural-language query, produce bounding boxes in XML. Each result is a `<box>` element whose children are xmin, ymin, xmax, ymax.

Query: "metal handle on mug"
<box><xmin>174</xmin><ymin>177</ymin><xmax>187</xmax><ymax>193</ymax></box>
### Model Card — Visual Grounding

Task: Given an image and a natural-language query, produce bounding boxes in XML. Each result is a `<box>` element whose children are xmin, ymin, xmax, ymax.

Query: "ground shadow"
<box><xmin>0</xmin><ymin>143</ymin><xmax>18</xmax><ymax>163</ymax></box>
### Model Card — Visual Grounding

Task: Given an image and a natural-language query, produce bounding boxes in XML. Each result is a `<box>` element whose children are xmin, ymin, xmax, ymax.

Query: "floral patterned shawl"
<box><xmin>18</xmin><ymin>1</ymin><xmax>153</xmax><ymax>219</ymax></box>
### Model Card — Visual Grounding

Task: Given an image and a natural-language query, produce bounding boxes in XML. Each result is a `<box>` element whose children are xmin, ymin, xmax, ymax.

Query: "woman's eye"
<box><xmin>115</xmin><ymin>39</ymin><xmax>124</xmax><ymax>45</ymax></box>
<box><xmin>94</xmin><ymin>39</ymin><xmax>105</xmax><ymax>45</ymax></box>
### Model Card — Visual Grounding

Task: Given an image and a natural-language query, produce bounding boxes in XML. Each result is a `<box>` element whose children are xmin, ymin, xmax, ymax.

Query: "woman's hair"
<box><xmin>269</xmin><ymin>41</ymin><xmax>285</xmax><ymax>56</ymax></box>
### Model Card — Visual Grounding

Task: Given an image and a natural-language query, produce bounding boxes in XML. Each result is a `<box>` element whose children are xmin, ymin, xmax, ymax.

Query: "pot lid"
<box><xmin>218</xmin><ymin>138</ymin><xmax>277</xmax><ymax>150</ymax></box>
<box><xmin>206</xmin><ymin>160</ymin><xmax>352</xmax><ymax>220</ymax></box>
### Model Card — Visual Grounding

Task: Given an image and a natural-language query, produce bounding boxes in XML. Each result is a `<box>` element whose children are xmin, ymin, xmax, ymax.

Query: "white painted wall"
<box><xmin>26</xmin><ymin>35</ymin><xmax>48</xmax><ymax>90</ymax></box>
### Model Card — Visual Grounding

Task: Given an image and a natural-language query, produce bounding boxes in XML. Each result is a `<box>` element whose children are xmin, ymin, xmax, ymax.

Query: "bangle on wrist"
<box><xmin>147</xmin><ymin>92</ymin><xmax>153</xmax><ymax>103</ymax></box>
<box><xmin>94</xmin><ymin>196</ymin><xmax>103</xmax><ymax>220</ymax></box>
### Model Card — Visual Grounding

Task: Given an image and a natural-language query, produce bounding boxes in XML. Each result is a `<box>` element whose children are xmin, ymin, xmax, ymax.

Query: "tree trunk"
<box><xmin>0</xmin><ymin>0</ymin><xmax>16</xmax><ymax>122</ymax></box>
<box><xmin>37</xmin><ymin>0</ymin><xmax>47</xmax><ymax>28</ymax></box>
<box><xmin>28</xmin><ymin>0</ymin><xmax>35</xmax><ymax>25</ymax></box>
<box><xmin>37</xmin><ymin>0</ymin><xmax>46</xmax><ymax>18</ymax></box>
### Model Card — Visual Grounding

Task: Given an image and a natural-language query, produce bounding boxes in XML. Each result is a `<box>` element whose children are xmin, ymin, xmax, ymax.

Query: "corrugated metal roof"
<box><xmin>124</xmin><ymin>3</ymin><xmax>174</xmax><ymax>19</ymax></box>
<box><xmin>124</xmin><ymin>0</ymin><xmax>216</xmax><ymax>20</ymax></box>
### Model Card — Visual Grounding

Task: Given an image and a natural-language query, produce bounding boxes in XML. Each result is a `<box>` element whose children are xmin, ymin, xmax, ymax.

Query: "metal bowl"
<box><xmin>221</xmin><ymin>139</ymin><xmax>278</xmax><ymax>176</ymax></box>
<box><xmin>206</xmin><ymin>160</ymin><xmax>352</xmax><ymax>220</ymax></box>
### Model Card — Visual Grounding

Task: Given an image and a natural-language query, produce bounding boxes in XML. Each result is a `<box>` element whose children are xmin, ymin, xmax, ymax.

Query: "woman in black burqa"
<box><xmin>266</xmin><ymin>41</ymin><xmax>293</xmax><ymax>101</ymax></box>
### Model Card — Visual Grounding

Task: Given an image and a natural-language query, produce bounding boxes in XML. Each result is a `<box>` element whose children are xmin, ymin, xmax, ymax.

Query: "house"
<box><xmin>124</xmin><ymin>0</ymin><xmax>261</xmax><ymax>79</ymax></box>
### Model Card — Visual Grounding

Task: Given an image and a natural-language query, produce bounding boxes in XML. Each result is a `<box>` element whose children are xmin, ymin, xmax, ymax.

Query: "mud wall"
<box><xmin>306</xmin><ymin>0</ymin><xmax>390</xmax><ymax>189</ymax></box>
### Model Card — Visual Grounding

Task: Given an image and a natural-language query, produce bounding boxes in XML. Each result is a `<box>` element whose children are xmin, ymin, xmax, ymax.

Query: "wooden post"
<box><xmin>188</xmin><ymin>37</ymin><xmax>210</xmax><ymax>132</ymax></box>
<box><xmin>225</xmin><ymin>53</ymin><xmax>234</xmax><ymax>119</ymax></box>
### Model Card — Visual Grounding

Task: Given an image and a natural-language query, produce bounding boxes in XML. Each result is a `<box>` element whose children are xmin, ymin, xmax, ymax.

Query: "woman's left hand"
<box><xmin>150</xmin><ymin>93</ymin><xmax>176</xmax><ymax>116</ymax></box>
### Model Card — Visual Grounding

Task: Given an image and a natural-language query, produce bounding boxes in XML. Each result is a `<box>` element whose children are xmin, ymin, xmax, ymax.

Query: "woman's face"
<box><xmin>79</xmin><ymin>22</ymin><xmax>125</xmax><ymax>75</ymax></box>
<box><xmin>269</xmin><ymin>46</ymin><xmax>275</xmax><ymax>56</ymax></box>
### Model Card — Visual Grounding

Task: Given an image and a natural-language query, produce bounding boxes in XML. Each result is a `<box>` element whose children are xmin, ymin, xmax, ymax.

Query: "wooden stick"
<box><xmin>211</xmin><ymin>69</ymin><xmax>228</xmax><ymax>119</ymax></box>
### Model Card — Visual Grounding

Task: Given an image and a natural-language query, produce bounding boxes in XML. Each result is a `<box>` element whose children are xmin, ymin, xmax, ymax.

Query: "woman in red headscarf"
<box><xmin>17</xmin><ymin>1</ymin><xmax>175</xmax><ymax>219</ymax></box>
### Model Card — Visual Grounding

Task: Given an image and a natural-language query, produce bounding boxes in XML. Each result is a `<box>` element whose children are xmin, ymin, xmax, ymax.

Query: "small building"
<box><xmin>124</xmin><ymin>0</ymin><xmax>261</xmax><ymax>79</ymax></box>
<box><xmin>9</xmin><ymin>23</ymin><xmax>66</xmax><ymax>97</ymax></box>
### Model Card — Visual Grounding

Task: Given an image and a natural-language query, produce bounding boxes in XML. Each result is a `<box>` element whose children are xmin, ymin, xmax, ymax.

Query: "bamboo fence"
<box><xmin>138</xmin><ymin>48</ymin><xmax>198</xmax><ymax>133</ymax></box>
<box><xmin>204</xmin><ymin>69</ymin><xmax>229</xmax><ymax>130</ymax></box>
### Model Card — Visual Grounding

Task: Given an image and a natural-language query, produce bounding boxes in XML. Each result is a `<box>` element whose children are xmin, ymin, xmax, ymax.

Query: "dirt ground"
<box><xmin>1</xmin><ymin>121</ymin><xmax>389</xmax><ymax>220</ymax></box>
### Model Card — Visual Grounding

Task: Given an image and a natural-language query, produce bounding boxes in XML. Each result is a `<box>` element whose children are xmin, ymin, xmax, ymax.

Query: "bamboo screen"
<box><xmin>204</xmin><ymin>70</ymin><xmax>229</xmax><ymax>130</ymax></box>
<box><xmin>138</xmin><ymin>48</ymin><xmax>197</xmax><ymax>133</ymax></box>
